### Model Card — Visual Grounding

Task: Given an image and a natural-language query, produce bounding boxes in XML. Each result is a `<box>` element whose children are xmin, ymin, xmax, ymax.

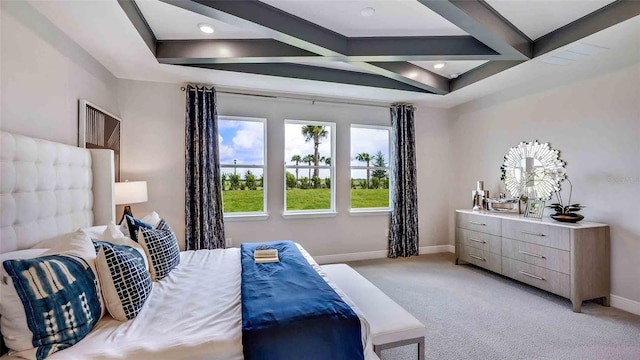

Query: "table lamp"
<box><xmin>115</xmin><ymin>180</ymin><xmax>148</xmax><ymax>224</ymax></box>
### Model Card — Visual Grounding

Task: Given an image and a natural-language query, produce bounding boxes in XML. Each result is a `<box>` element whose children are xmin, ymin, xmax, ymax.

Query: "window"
<box><xmin>350</xmin><ymin>125</ymin><xmax>391</xmax><ymax>210</ymax></box>
<box><xmin>218</xmin><ymin>116</ymin><xmax>267</xmax><ymax>216</ymax></box>
<box><xmin>284</xmin><ymin>120</ymin><xmax>335</xmax><ymax>214</ymax></box>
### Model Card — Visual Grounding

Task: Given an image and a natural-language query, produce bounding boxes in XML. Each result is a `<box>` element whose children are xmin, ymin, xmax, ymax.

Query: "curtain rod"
<box><xmin>179</xmin><ymin>86</ymin><xmax>416</xmax><ymax>110</ymax></box>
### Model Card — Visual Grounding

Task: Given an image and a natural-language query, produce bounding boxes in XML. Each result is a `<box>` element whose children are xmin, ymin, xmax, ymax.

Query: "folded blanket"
<box><xmin>241</xmin><ymin>241</ymin><xmax>364</xmax><ymax>360</ymax></box>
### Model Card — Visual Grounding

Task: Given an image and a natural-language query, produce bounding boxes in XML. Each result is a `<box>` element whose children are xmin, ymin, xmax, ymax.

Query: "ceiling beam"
<box><xmin>190</xmin><ymin>63</ymin><xmax>432</xmax><ymax>93</ymax></box>
<box><xmin>451</xmin><ymin>0</ymin><xmax>640</xmax><ymax>91</ymax></box>
<box><xmin>117</xmin><ymin>0</ymin><xmax>156</xmax><ymax>56</ymax></box>
<box><xmin>450</xmin><ymin>61</ymin><xmax>524</xmax><ymax>91</ymax></box>
<box><xmin>416</xmin><ymin>0</ymin><xmax>532</xmax><ymax>60</ymax></box>
<box><xmin>156</xmin><ymin>36</ymin><xmax>501</xmax><ymax>64</ymax></box>
<box><xmin>159</xmin><ymin>0</ymin><xmax>449</xmax><ymax>94</ymax></box>
<box><xmin>534</xmin><ymin>0</ymin><xmax>640</xmax><ymax>57</ymax></box>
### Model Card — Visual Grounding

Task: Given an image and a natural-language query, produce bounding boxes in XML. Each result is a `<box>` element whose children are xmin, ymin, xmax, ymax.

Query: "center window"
<box><xmin>284</xmin><ymin>120</ymin><xmax>335</xmax><ymax>213</ymax></box>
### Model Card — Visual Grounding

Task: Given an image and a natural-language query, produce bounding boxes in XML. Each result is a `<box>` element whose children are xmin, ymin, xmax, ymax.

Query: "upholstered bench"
<box><xmin>321</xmin><ymin>264</ymin><xmax>426</xmax><ymax>360</ymax></box>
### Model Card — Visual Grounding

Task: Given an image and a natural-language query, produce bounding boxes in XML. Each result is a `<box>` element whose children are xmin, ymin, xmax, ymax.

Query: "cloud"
<box><xmin>350</xmin><ymin>127</ymin><xmax>390</xmax><ymax>166</ymax></box>
<box><xmin>218</xmin><ymin>119</ymin><xmax>265</xmax><ymax>165</ymax></box>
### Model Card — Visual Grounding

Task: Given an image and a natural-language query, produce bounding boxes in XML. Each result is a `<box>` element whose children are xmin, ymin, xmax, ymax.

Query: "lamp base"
<box><xmin>119</xmin><ymin>205</ymin><xmax>133</xmax><ymax>225</ymax></box>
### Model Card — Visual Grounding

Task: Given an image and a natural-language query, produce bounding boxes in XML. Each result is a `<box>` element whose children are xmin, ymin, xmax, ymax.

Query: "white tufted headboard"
<box><xmin>0</xmin><ymin>131</ymin><xmax>115</xmax><ymax>253</ymax></box>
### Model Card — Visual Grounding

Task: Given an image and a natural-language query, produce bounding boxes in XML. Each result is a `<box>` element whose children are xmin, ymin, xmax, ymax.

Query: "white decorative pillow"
<box><xmin>118</xmin><ymin>211</ymin><xmax>161</xmax><ymax>235</ymax></box>
<box><xmin>138</xmin><ymin>219</ymin><xmax>180</xmax><ymax>281</ymax></box>
<box><xmin>0</xmin><ymin>231</ymin><xmax>103</xmax><ymax>359</ymax></box>
<box><xmin>97</xmin><ymin>221</ymin><xmax>126</xmax><ymax>241</ymax></box>
<box><xmin>95</xmin><ymin>242</ymin><xmax>153</xmax><ymax>321</ymax></box>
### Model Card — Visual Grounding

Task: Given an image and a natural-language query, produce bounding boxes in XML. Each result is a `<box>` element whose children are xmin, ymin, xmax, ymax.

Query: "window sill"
<box><xmin>349</xmin><ymin>208</ymin><xmax>392</xmax><ymax>216</ymax></box>
<box><xmin>224</xmin><ymin>213</ymin><xmax>270</xmax><ymax>222</ymax></box>
<box><xmin>281</xmin><ymin>211</ymin><xmax>338</xmax><ymax>220</ymax></box>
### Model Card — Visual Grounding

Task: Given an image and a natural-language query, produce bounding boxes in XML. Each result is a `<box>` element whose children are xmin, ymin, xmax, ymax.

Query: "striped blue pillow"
<box><xmin>2</xmin><ymin>255</ymin><xmax>102</xmax><ymax>359</ymax></box>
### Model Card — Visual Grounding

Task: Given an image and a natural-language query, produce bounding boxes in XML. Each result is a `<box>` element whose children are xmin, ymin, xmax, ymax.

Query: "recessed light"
<box><xmin>433</xmin><ymin>63</ymin><xmax>446</xmax><ymax>69</ymax></box>
<box><xmin>361</xmin><ymin>7</ymin><xmax>375</xmax><ymax>17</ymax></box>
<box><xmin>198</xmin><ymin>23</ymin><xmax>215</xmax><ymax>34</ymax></box>
<box><xmin>450</xmin><ymin>73</ymin><xmax>460</xmax><ymax>79</ymax></box>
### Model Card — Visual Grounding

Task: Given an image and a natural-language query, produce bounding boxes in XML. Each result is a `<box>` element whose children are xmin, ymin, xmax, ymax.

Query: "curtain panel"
<box><xmin>185</xmin><ymin>85</ymin><xmax>225</xmax><ymax>250</ymax></box>
<box><xmin>388</xmin><ymin>104</ymin><xmax>419</xmax><ymax>258</ymax></box>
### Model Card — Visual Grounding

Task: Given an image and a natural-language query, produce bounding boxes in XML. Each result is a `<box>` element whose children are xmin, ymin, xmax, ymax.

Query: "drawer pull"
<box><xmin>469</xmin><ymin>254</ymin><xmax>486</xmax><ymax>261</ymax></box>
<box><xmin>521</xmin><ymin>231</ymin><xmax>546</xmax><ymax>237</ymax></box>
<box><xmin>519</xmin><ymin>250</ymin><xmax>546</xmax><ymax>259</ymax></box>
<box><xmin>470</xmin><ymin>238</ymin><xmax>487</xmax><ymax>244</ymax></box>
<box><xmin>520</xmin><ymin>271</ymin><xmax>545</xmax><ymax>281</ymax></box>
<box><xmin>469</xmin><ymin>221</ymin><xmax>486</xmax><ymax>226</ymax></box>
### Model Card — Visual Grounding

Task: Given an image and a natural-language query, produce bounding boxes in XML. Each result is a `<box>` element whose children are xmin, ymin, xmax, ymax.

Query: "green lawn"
<box><xmin>222</xmin><ymin>188</ymin><xmax>389</xmax><ymax>212</ymax></box>
<box><xmin>351</xmin><ymin>188</ymin><xmax>389</xmax><ymax>208</ymax></box>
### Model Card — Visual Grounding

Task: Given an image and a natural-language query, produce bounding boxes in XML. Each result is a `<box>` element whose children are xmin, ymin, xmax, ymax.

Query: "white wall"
<box><xmin>117</xmin><ymin>79</ymin><xmax>453</xmax><ymax>256</ymax></box>
<box><xmin>0</xmin><ymin>1</ymin><xmax>119</xmax><ymax>145</ymax></box>
<box><xmin>448</xmin><ymin>63</ymin><xmax>640</xmax><ymax>303</ymax></box>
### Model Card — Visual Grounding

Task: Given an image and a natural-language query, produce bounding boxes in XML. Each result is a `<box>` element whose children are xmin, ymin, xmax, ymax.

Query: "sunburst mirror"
<box><xmin>500</xmin><ymin>140</ymin><xmax>566</xmax><ymax>200</ymax></box>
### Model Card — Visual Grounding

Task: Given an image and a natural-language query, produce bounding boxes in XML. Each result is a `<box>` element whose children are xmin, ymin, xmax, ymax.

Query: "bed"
<box><xmin>0</xmin><ymin>131</ymin><xmax>378</xmax><ymax>360</ymax></box>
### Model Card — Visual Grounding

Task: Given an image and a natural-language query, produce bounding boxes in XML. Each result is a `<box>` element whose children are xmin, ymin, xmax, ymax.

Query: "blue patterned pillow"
<box><xmin>124</xmin><ymin>215</ymin><xmax>152</xmax><ymax>242</ymax></box>
<box><xmin>138</xmin><ymin>219</ymin><xmax>180</xmax><ymax>281</ymax></box>
<box><xmin>2</xmin><ymin>255</ymin><xmax>102</xmax><ymax>359</ymax></box>
<box><xmin>94</xmin><ymin>242</ymin><xmax>152</xmax><ymax>321</ymax></box>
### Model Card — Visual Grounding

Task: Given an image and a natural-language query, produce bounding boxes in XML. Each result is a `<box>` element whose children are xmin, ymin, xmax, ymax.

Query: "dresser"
<box><xmin>455</xmin><ymin>210</ymin><xmax>610</xmax><ymax>312</ymax></box>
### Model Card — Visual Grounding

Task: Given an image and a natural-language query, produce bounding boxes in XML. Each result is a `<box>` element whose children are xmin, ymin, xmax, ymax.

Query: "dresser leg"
<box><xmin>571</xmin><ymin>299</ymin><xmax>582</xmax><ymax>313</ymax></box>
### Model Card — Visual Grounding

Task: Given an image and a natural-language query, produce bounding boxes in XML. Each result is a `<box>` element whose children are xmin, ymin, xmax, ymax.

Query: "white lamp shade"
<box><xmin>115</xmin><ymin>181</ymin><xmax>148</xmax><ymax>205</ymax></box>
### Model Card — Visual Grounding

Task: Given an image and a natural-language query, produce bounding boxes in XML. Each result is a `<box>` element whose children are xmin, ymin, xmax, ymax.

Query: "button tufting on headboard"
<box><xmin>0</xmin><ymin>131</ymin><xmax>115</xmax><ymax>253</ymax></box>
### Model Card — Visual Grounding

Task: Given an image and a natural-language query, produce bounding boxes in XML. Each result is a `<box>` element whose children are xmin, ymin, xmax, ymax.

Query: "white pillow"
<box><xmin>119</xmin><ymin>211</ymin><xmax>162</xmax><ymax>235</ymax></box>
<box><xmin>0</xmin><ymin>231</ymin><xmax>104</xmax><ymax>359</ymax></box>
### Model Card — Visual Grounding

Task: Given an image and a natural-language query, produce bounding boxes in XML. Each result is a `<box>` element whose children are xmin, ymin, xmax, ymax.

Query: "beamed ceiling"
<box><xmin>119</xmin><ymin>0</ymin><xmax>640</xmax><ymax>96</ymax></box>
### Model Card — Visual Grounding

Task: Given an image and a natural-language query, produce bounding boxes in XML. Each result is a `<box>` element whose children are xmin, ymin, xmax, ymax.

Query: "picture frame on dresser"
<box><xmin>524</xmin><ymin>200</ymin><xmax>545</xmax><ymax>219</ymax></box>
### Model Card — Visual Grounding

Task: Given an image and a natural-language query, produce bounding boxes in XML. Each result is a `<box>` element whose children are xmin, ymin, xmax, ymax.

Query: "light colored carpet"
<box><xmin>347</xmin><ymin>253</ymin><xmax>640</xmax><ymax>360</ymax></box>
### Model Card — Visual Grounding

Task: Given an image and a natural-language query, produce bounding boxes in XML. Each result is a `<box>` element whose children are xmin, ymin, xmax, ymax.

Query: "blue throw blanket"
<box><xmin>241</xmin><ymin>241</ymin><xmax>364</xmax><ymax>360</ymax></box>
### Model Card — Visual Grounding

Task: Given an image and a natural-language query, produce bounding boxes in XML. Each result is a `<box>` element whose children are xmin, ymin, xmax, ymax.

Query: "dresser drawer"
<box><xmin>458</xmin><ymin>244</ymin><xmax>501</xmax><ymax>274</ymax></box>
<box><xmin>502</xmin><ymin>238</ymin><xmax>570</xmax><ymax>274</ymax></box>
<box><xmin>502</xmin><ymin>220</ymin><xmax>570</xmax><ymax>250</ymax></box>
<box><xmin>456</xmin><ymin>228</ymin><xmax>501</xmax><ymax>254</ymax></box>
<box><xmin>502</xmin><ymin>257</ymin><xmax>570</xmax><ymax>298</ymax></box>
<box><xmin>456</xmin><ymin>212</ymin><xmax>501</xmax><ymax>236</ymax></box>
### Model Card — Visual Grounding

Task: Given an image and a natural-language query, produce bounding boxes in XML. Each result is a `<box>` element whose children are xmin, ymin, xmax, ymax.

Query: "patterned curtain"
<box><xmin>388</xmin><ymin>104</ymin><xmax>419</xmax><ymax>258</ymax></box>
<box><xmin>185</xmin><ymin>85</ymin><xmax>225</xmax><ymax>250</ymax></box>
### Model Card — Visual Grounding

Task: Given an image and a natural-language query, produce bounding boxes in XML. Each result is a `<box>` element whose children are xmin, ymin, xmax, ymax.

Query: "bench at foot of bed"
<box><xmin>321</xmin><ymin>264</ymin><xmax>426</xmax><ymax>360</ymax></box>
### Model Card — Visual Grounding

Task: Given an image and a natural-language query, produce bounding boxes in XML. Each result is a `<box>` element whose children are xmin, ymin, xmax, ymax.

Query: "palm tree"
<box><xmin>356</xmin><ymin>152</ymin><xmax>372</xmax><ymax>189</ymax></box>
<box><xmin>302</xmin><ymin>154</ymin><xmax>314</xmax><ymax>179</ymax></box>
<box><xmin>290</xmin><ymin>154</ymin><xmax>302</xmax><ymax>183</ymax></box>
<box><xmin>301</xmin><ymin>125</ymin><xmax>328</xmax><ymax>178</ymax></box>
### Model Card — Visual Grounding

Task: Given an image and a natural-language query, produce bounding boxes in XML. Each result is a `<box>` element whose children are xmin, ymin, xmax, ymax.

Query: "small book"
<box><xmin>254</xmin><ymin>249</ymin><xmax>278</xmax><ymax>258</ymax></box>
<box><xmin>254</xmin><ymin>256</ymin><xmax>280</xmax><ymax>264</ymax></box>
<box><xmin>254</xmin><ymin>249</ymin><xmax>279</xmax><ymax>263</ymax></box>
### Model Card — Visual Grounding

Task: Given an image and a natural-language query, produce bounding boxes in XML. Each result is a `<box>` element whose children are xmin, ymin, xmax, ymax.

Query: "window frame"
<box><xmin>218</xmin><ymin>115</ymin><xmax>269</xmax><ymax>221</ymax></box>
<box><xmin>283</xmin><ymin>119</ymin><xmax>337</xmax><ymax>218</ymax></box>
<box><xmin>349</xmin><ymin>124</ymin><xmax>392</xmax><ymax>214</ymax></box>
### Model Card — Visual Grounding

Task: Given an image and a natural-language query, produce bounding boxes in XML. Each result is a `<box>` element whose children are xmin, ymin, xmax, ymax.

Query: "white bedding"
<box><xmin>2</xmin><ymin>246</ymin><xmax>378</xmax><ymax>360</ymax></box>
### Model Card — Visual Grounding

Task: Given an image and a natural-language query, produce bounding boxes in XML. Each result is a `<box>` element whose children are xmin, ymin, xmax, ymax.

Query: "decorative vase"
<box><xmin>551</xmin><ymin>213</ymin><xmax>584</xmax><ymax>223</ymax></box>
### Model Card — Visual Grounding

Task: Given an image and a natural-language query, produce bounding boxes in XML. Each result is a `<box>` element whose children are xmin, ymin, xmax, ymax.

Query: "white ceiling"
<box><xmin>258</xmin><ymin>0</ymin><xmax>467</xmax><ymax>37</ymax></box>
<box><xmin>486</xmin><ymin>0</ymin><xmax>616</xmax><ymax>40</ymax></box>
<box><xmin>24</xmin><ymin>0</ymin><xmax>640</xmax><ymax>108</ymax></box>
<box><xmin>135</xmin><ymin>0</ymin><xmax>267</xmax><ymax>39</ymax></box>
<box><xmin>410</xmin><ymin>61</ymin><xmax>489</xmax><ymax>79</ymax></box>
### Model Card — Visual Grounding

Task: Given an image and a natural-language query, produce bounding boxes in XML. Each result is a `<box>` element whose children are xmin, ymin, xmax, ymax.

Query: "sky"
<box><xmin>218</xmin><ymin>119</ymin><xmax>389</xmax><ymax>179</ymax></box>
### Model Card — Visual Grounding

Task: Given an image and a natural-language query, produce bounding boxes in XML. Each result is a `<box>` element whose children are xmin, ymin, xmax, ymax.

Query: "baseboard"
<box><xmin>611</xmin><ymin>294</ymin><xmax>640</xmax><ymax>316</ymax></box>
<box><xmin>419</xmin><ymin>245</ymin><xmax>452</xmax><ymax>254</ymax></box>
<box><xmin>314</xmin><ymin>245</ymin><xmax>452</xmax><ymax>265</ymax></box>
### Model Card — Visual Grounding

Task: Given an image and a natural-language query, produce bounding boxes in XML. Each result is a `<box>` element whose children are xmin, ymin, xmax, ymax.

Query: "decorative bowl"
<box><xmin>551</xmin><ymin>213</ymin><xmax>584</xmax><ymax>223</ymax></box>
